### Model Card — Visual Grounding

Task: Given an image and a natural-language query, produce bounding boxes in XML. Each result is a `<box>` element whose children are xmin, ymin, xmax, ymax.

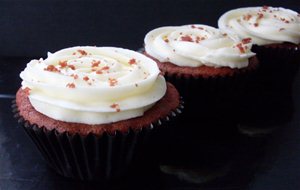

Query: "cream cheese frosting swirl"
<box><xmin>218</xmin><ymin>6</ymin><xmax>300</xmax><ymax>45</ymax></box>
<box><xmin>20</xmin><ymin>46</ymin><xmax>167</xmax><ymax>125</ymax></box>
<box><xmin>144</xmin><ymin>24</ymin><xmax>255</xmax><ymax>69</ymax></box>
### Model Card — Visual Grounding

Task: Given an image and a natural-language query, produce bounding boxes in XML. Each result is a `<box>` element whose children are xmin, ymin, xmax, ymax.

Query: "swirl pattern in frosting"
<box><xmin>218</xmin><ymin>6</ymin><xmax>300</xmax><ymax>45</ymax></box>
<box><xmin>20</xmin><ymin>46</ymin><xmax>167</xmax><ymax>125</ymax></box>
<box><xmin>144</xmin><ymin>24</ymin><xmax>255</xmax><ymax>69</ymax></box>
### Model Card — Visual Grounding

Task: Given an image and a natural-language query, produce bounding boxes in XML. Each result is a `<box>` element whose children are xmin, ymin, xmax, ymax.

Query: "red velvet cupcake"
<box><xmin>144</xmin><ymin>24</ymin><xmax>258</xmax><ymax>119</ymax></box>
<box><xmin>13</xmin><ymin>46</ymin><xmax>182</xmax><ymax>180</ymax></box>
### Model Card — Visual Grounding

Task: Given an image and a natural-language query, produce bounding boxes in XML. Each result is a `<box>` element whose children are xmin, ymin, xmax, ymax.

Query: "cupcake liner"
<box><xmin>252</xmin><ymin>45</ymin><xmax>300</xmax><ymax>89</ymax></box>
<box><xmin>163</xmin><ymin>67</ymin><xmax>257</xmax><ymax>121</ymax></box>
<box><xmin>12</xmin><ymin>100</ymin><xmax>183</xmax><ymax>181</ymax></box>
<box><xmin>233</xmin><ymin>45</ymin><xmax>299</xmax><ymax>126</ymax></box>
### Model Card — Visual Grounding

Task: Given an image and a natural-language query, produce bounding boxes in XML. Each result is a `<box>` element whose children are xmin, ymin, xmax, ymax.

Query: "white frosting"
<box><xmin>144</xmin><ymin>24</ymin><xmax>255</xmax><ymax>69</ymax></box>
<box><xmin>218</xmin><ymin>6</ymin><xmax>300</xmax><ymax>45</ymax></box>
<box><xmin>20</xmin><ymin>46</ymin><xmax>167</xmax><ymax>125</ymax></box>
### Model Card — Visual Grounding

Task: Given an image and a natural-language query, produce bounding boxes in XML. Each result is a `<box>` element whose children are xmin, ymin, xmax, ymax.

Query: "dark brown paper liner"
<box><xmin>252</xmin><ymin>44</ymin><xmax>300</xmax><ymax>64</ymax></box>
<box><xmin>252</xmin><ymin>45</ymin><xmax>300</xmax><ymax>88</ymax></box>
<box><xmin>163</xmin><ymin>66</ymin><xmax>257</xmax><ymax>121</ymax></box>
<box><xmin>12</xmin><ymin>100</ymin><xmax>183</xmax><ymax>181</ymax></box>
<box><xmin>235</xmin><ymin>45</ymin><xmax>299</xmax><ymax>126</ymax></box>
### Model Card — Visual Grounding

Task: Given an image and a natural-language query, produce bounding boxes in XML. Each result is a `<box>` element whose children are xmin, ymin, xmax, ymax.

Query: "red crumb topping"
<box><xmin>254</xmin><ymin>23</ymin><xmax>259</xmax><ymax>27</ymax></box>
<box><xmin>68</xmin><ymin>65</ymin><xmax>76</xmax><ymax>70</ymax></box>
<box><xmin>242</xmin><ymin>38</ymin><xmax>252</xmax><ymax>44</ymax></box>
<box><xmin>109</xmin><ymin>78</ymin><xmax>118</xmax><ymax>86</ymax></box>
<box><xmin>257</xmin><ymin>13</ymin><xmax>264</xmax><ymax>19</ymax></box>
<box><xmin>181</xmin><ymin>35</ymin><xmax>194</xmax><ymax>42</ymax></box>
<box><xmin>262</xmin><ymin>5</ymin><xmax>269</xmax><ymax>10</ymax></box>
<box><xmin>94</xmin><ymin>66</ymin><xmax>110</xmax><ymax>74</ymax></box>
<box><xmin>129</xmin><ymin>58</ymin><xmax>137</xmax><ymax>65</ymax></box>
<box><xmin>59</xmin><ymin>60</ymin><xmax>68</xmax><ymax>68</ymax></box>
<box><xmin>91</xmin><ymin>60</ymin><xmax>101</xmax><ymax>67</ymax></box>
<box><xmin>77</xmin><ymin>49</ymin><xmax>88</xmax><ymax>56</ymax></box>
<box><xmin>236</xmin><ymin>43</ymin><xmax>246</xmax><ymax>54</ymax></box>
<box><xmin>70</xmin><ymin>74</ymin><xmax>78</xmax><ymax>79</ymax></box>
<box><xmin>66</xmin><ymin>83</ymin><xmax>76</xmax><ymax>88</ymax></box>
<box><xmin>243</xmin><ymin>14</ymin><xmax>252</xmax><ymax>21</ymax></box>
<box><xmin>58</xmin><ymin>60</ymin><xmax>75</xmax><ymax>70</ymax></box>
<box><xmin>110</xmin><ymin>103</ymin><xmax>120</xmax><ymax>112</ymax></box>
<box><xmin>44</xmin><ymin>65</ymin><xmax>60</xmax><ymax>73</ymax></box>
<box><xmin>83</xmin><ymin>76</ymin><xmax>89</xmax><ymax>81</ymax></box>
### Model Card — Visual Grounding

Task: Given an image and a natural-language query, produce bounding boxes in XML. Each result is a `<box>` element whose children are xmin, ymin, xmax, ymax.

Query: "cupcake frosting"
<box><xmin>144</xmin><ymin>24</ymin><xmax>255</xmax><ymax>69</ymax></box>
<box><xmin>20</xmin><ymin>46</ymin><xmax>166</xmax><ymax>125</ymax></box>
<box><xmin>218</xmin><ymin>6</ymin><xmax>300</xmax><ymax>45</ymax></box>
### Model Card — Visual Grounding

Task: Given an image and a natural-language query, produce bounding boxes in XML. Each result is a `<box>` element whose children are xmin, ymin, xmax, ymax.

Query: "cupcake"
<box><xmin>218</xmin><ymin>7</ymin><xmax>300</xmax><ymax>125</ymax></box>
<box><xmin>144</xmin><ymin>24</ymin><xmax>258</xmax><ymax>119</ymax></box>
<box><xmin>13</xmin><ymin>46</ymin><xmax>182</xmax><ymax>180</ymax></box>
<box><xmin>218</xmin><ymin>6</ymin><xmax>300</xmax><ymax>73</ymax></box>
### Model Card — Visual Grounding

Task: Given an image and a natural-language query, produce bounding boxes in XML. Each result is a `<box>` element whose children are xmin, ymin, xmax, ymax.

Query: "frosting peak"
<box><xmin>20</xmin><ymin>46</ymin><xmax>167</xmax><ymax>124</ymax></box>
<box><xmin>218</xmin><ymin>6</ymin><xmax>300</xmax><ymax>45</ymax></box>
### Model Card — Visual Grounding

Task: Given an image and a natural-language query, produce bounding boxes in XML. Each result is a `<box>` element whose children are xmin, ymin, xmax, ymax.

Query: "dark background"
<box><xmin>1</xmin><ymin>1</ymin><xmax>300</xmax><ymax>190</ymax></box>
<box><xmin>0</xmin><ymin>0</ymin><xmax>299</xmax><ymax>57</ymax></box>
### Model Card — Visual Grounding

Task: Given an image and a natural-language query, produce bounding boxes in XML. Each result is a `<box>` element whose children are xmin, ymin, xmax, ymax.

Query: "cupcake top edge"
<box><xmin>144</xmin><ymin>24</ymin><xmax>256</xmax><ymax>69</ymax></box>
<box><xmin>20</xmin><ymin>46</ymin><xmax>167</xmax><ymax>125</ymax></box>
<box><xmin>218</xmin><ymin>6</ymin><xmax>300</xmax><ymax>46</ymax></box>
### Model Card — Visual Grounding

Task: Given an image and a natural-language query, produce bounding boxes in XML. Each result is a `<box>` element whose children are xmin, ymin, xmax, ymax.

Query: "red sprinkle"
<box><xmin>254</xmin><ymin>23</ymin><xmax>259</xmax><ymax>27</ymax></box>
<box><xmin>83</xmin><ymin>76</ymin><xmax>89</xmax><ymax>81</ymax></box>
<box><xmin>236</xmin><ymin>43</ymin><xmax>246</xmax><ymax>53</ymax></box>
<box><xmin>70</xmin><ymin>74</ymin><xmax>79</xmax><ymax>79</ymax></box>
<box><xmin>91</xmin><ymin>60</ymin><xmax>101</xmax><ymax>67</ymax></box>
<box><xmin>101</xmin><ymin>66</ymin><xmax>110</xmax><ymax>70</ymax></box>
<box><xmin>77</xmin><ymin>49</ymin><xmax>88</xmax><ymax>56</ymax></box>
<box><xmin>257</xmin><ymin>13</ymin><xmax>264</xmax><ymax>19</ymax></box>
<box><xmin>110</xmin><ymin>103</ymin><xmax>120</xmax><ymax>112</ymax></box>
<box><xmin>66</xmin><ymin>83</ymin><xmax>76</xmax><ymax>88</ymax></box>
<box><xmin>59</xmin><ymin>60</ymin><xmax>68</xmax><ymax>68</ymax></box>
<box><xmin>68</xmin><ymin>65</ymin><xmax>76</xmax><ymax>70</ymax></box>
<box><xmin>262</xmin><ymin>5</ymin><xmax>269</xmax><ymax>10</ymax></box>
<box><xmin>96</xmin><ymin>70</ymin><xmax>103</xmax><ymax>74</ymax></box>
<box><xmin>95</xmin><ymin>66</ymin><xmax>110</xmax><ymax>74</ymax></box>
<box><xmin>243</xmin><ymin>14</ymin><xmax>252</xmax><ymax>21</ymax></box>
<box><xmin>44</xmin><ymin>65</ymin><xmax>60</xmax><ymax>73</ymax></box>
<box><xmin>109</xmin><ymin>78</ymin><xmax>118</xmax><ymax>86</ymax></box>
<box><xmin>129</xmin><ymin>58</ymin><xmax>137</xmax><ymax>65</ymax></box>
<box><xmin>242</xmin><ymin>38</ymin><xmax>252</xmax><ymax>44</ymax></box>
<box><xmin>180</xmin><ymin>35</ymin><xmax>194</xmax><ymax>42</ymax></box>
